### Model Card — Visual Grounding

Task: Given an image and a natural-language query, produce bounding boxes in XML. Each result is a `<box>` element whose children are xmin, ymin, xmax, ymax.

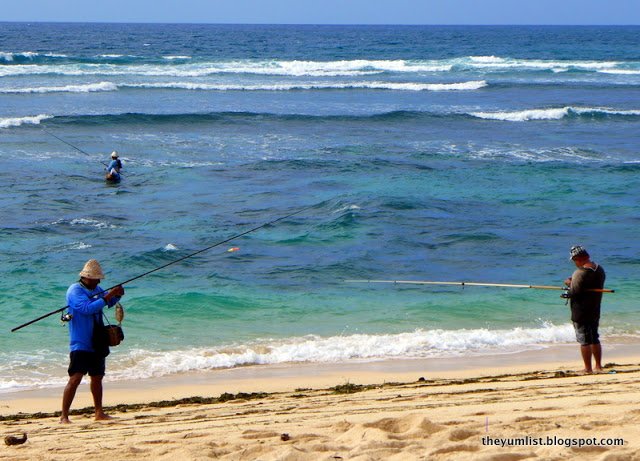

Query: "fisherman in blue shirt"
<box><xmin>105</xmin><ymin>151</ymin><xmax>123</xmax><ymax>182</ymax></box>
<box><xmin>60</xmin><ymin>259</ymin><xmax>124</xmax><ymax>424</ymax></box>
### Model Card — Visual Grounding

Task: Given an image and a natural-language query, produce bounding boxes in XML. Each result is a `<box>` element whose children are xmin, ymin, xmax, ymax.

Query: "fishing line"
<box><xmin>11</xmin><ymin>204</ymin><xmax>314</xmax><ymax>332</ymax></box>
<box><xmin>42</xmin><ymin>128</ymin><xmax>109</xmax><ymax>167</ymax></box>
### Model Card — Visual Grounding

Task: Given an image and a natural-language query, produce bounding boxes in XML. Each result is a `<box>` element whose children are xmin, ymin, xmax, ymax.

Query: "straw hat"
<box><xmin>79</xmin><ymin>259</ymin><xmax>105</xmax><ymax>279</ymax></box>
<box><xmin>111</xmin><ymin>151</ymin><xmax>118</xmax><ymax>158</ymax></box>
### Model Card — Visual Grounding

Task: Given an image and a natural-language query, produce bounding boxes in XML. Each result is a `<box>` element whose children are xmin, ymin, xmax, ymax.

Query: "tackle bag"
<box><xmin>92</xmin><ymin>313</ymin><xmax>125</xmax><ymax>357</ymax></box>
<box><xmin>105</xmin><ymin>324</ymin><xmax>124</xmax><ymax>346</ymax></box>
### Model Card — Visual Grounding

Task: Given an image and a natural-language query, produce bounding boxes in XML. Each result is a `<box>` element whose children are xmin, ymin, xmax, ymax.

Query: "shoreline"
<box><xmin>3</xmin><ymin>340</ymin><xmax>639</xmax><ymax>416</ymax></box>
<box><xmin>1</xmin><ymin>347</ymin><xmax>639</xmax><ymax>460</ymax></box>
<box><xmin>2</xmin><ymin>343</ymin><xmax>639</xmax><ymax>460</ymax></box>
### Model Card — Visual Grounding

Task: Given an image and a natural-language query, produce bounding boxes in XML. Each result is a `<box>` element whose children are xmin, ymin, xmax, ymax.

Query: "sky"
<box><xmin>1</xmin><ymin>0</ymin><xmax>639</xmax><ymax>25</ymax></box>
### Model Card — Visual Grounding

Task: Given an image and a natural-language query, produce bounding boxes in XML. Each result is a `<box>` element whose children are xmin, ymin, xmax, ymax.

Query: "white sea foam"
<box><xmin>0</xmin><ymin>59</ymin><xmax>453</xmax><ymax>78</ymax></box>
<box><xmin>123</xmin><ymin>80</ymin><xmax>486</xmax><ymax>91</ymax></box>
<box><xmin>0</xmin><ymin>51</ymin><xmax>37</xmax><ymax>61</ymax></box>
<box><xmin>467</xmin><ymin>146</ymin><xmax>612</xmax><ymax>163</ymax></box>
<box><xmin>469</xmin><ymin>55</ymin><xmax>506</xmax><ymax>63</ymax></box>
<box><xmin>268</xmin><ymin>59</ymin><xmax>453</xmax><ymax>75</ymax></box>
<box><xmin>598</xmin><ymin>69</ymin><xmax>640</xmax><ymax>75</ymax></box>
<box><xmin>333</xmin><ymin>204</ymin><xmax>361</xmax><ymax>213</ymax></box>
<box><xmin>469</xmin><ymin>106</ymin><xmax>640</xmax><ymax>121</ymax></box>
<box><xmin>0</xmin><ymin>52</ymin><xmax>13</xmax><ymax>61</ymax></box>
<box><xmin>60</xmin><ymin>241</ymin><xmax>92</xmax><ymax>250</ymax></box>
<box><xmin>0</xmin><ymin>56</ymin><xmax>635</xmax><ymax>77</ymax></box>
<box><xmin>0</xmin><ymin>51</ymin><xmax>68</xmax><ymax>62</ymax></box>
<box><xmin>0</xmin><ymin>350</ymin><xmax>68</xmax><ymax>393</ymax></box>
<box><xmin>0</xmin><ymin>81</ymin><xmax>118</xmax><ymax>94</ymax></box>
<box><xmin>421</xmin><ymin>80</ymin><xmax>487</xmax><ymax>91</ymax></box>
<box><xmin>461</xmin><ymin>57</ymin><xmax>623</xmax><ymax>73</ymax></box>
<box><xmin>153</xmin><ymin>160</ymin><xmax>226</xmax><ymax>168</ymax></box>
<box><xmin>1</xmin><ymin>324</ymin><xmax>634</xmax><ymax>393</ymax></box>
<box><xmin>163</xmin><ymin>243</ymin><xmax>179</xmax><ymax>251</ymax></box>
<box><xmin>69</xmin><ymin>218</ymin><xmax>115</xmax><ymax>228</ymax></box>
<box><xmin>0</xmin><ymin>114</ymin><xmax>53</xmax><ymax>129</ymax></box>
<box><xmin>572</xmin><ymin>107</ymin><xmax>640</xmax><ymax>116</ymax></box>
<box><xmin>471</xmin><ymin>108</ymin><xmax>570</xmax><ymax>121</ymax></box>
<box><xmin>347</xmin><ymin>80</ymin><xmax>487</xmax><ymax>91</ymax></box>
<box><xmin>107</xmin><ymin>323</ymin><xmax>579</xmax><ymax>381</ymax></box>
<box><xmin>49</xmin><ymin>217</ymin><xmax>116</xmax><ymax>229</ymax></box>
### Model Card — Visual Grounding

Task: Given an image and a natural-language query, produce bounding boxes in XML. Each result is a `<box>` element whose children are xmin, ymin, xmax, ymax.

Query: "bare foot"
<box><xmin>577</xmin><ymin>369</ymin><xmax>592</xmax><ymax>375</ymax></box>
<box><xmin>95</xmin><ymin>413</ymin><xmax>115</xmax><ymax>421</ymax></box>
<box><xmin>59</xmin><ymin>416</ymin><xmax>71</xmax><ymax>424</ymax></box>
<box><xmin>593</xmin><ymin>367</ymin><xmax>604</xmax><ymax>374</ymax></box>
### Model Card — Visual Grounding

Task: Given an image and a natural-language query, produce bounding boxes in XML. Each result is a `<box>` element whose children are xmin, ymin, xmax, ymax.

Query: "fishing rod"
<box><xmin>42</xmin><ymin>129</ymin><xmax>109</xmax><ymax>167</ymax></box>
<box><xmin>11</xmin><ymin>205</ymin><xmax>314</xmax><ymax>332</ymax></box>
<box><xmin>345</xmin><ymin>279</ymin><xmax>615</xmax><ymax>293</ymax></box>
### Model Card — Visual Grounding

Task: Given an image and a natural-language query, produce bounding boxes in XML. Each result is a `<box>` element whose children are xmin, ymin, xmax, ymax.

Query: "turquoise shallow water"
<box><xmin>1</xmin><ymin>24</ymin><xmax>639</xmax><ymax>392</ymax></box>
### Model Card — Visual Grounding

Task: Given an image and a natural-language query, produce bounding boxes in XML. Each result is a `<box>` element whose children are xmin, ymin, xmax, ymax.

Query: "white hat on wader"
<box><xmin>79</xmin><ymin>259</ymin><xmax>106</xmax><ymax>279</ymax></box>
<box><xmin>111</xmin><ymin>151</ymin><xmax>118</xmax><ymax>158</ymax></box>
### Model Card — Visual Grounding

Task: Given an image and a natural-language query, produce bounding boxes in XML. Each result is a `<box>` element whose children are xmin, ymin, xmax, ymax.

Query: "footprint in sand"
<box><xmin>240</xmin><ymin>429</ymin><xmax>281</xmax><ymax>440</ymax></box>
<box><xmin>362</xmin><ymin>413</ymin><xmax>445</xmax><ymax>437</ymax></box>
<box><xmin>334</xmin><ymin>413</ymin><xmax>444</xmax><ymax>449</ymax></box>
<box><xmin>448</xmin><ymin>428</ymin><xmax>479</xmax><ymax>441</ymax></box>
<box><xmin>430</xmin><ymin>443</ymin><xmax>479</xmax><ymax>455</ymax></box>
<box><xmin>475</xmin><ymin>453</ymin><xmax>535</xmax><ymax>461</ymax></box>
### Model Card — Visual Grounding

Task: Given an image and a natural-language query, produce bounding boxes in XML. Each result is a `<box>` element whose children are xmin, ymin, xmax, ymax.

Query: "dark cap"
<box><xmin>569</xmin><ymin>245</ymin><xmax>589</xmax><ymax>260</ymax></box>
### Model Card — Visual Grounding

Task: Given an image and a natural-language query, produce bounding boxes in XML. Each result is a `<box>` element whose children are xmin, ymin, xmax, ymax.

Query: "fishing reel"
<box><xmin>60</xmin><ymin>311</ymin><xmax>73</xmax><ymax>323</ymax></box>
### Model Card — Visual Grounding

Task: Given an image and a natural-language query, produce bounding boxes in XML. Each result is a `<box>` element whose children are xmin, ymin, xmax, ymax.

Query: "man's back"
<box><xmin>569</xmin><ymin>264</ymin><xmax>606</xmax><ymax>323</ymax></box>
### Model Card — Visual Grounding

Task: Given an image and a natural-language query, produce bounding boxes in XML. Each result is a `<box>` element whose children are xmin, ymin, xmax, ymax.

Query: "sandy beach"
<box><xmin>3</xmin><ymin>19</ymin><xmax>640</xmax><ymax>461</ymax></box>
<box><xmin>2</xmin><ymin>344</ymin><xmax>639</xmax><ymax>461</ymax></box>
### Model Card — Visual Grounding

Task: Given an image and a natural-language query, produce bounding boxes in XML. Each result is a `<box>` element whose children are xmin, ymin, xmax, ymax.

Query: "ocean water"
<box><xmin>1</xmin><ymin>23</ymin><xmax>639</xmax><ymax>393</ymax></box>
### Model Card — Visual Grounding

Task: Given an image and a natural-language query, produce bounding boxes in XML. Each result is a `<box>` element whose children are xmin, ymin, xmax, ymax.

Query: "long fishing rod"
<box><xmin>11</xmin><ymin>205</ymin><xmax>314</xmax><ymax>332</ymax></box>
<box><xmin>345</xmin><ymin>279</ymin><xmax>615</xmax><ymax>293</ymax></box>
<box><xmin>42</xmin><ymin>129</ymin><xmax>109</xmax><ymax>167</ymax></box>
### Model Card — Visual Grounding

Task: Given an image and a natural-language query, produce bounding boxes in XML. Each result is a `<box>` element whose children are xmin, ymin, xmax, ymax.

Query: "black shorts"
<box><xmin>68</xmin><ymin>350</ymin><xmax>106</xmax><ymax>377</ymax></box>
<box><xmin>573</xmin><ymin>321</ymin><xmax>600</xmax><ymax>346</ymax></box>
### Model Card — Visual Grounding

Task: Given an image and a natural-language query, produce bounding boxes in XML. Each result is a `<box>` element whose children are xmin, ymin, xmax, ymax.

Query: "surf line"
<box><xmin>42</xmin><ymin>128</ymin><xmax>109</xmax><ymax>167</ymax></box>
<box><xmin>345</xmin><ymin>279</ymin><xmax>615</xmax><ymax>293</ymax></box>
<box><xmin>11</xmin><ymin>204</ymin><xmax>315</xmax><ymax>332</ymax></box>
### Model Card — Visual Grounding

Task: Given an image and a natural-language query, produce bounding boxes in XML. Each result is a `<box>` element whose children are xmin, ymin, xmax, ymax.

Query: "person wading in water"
<box><xmin>105</xmin><ymin>151</ymin><xmax>123</xmax><ymax>182</ymax></box>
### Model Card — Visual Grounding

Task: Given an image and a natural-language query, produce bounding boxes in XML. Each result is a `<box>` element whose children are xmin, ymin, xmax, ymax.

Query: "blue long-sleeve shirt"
<box><xmin>106</xmin><ymin>159</ymin><xmax>122</xmax><ymax>172</ymax></box>
<box><xmin>106</xmin><ymin>159</ymin><xmax>122</xmax><ymax>180</ymax></box>
<box><xmin>66</xmin><ymin>282</ymin><xmax>121</xmax><ymax>352</ymax></box>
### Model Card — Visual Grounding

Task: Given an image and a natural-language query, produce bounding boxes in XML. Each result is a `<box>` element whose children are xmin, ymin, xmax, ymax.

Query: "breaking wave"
<box><xmin>0</xmin><ymin>82</ymin><xmax>118</xmax><ymax>94</ymax></box>
<box><xmin>107</xmin><ymin>323</ymin><xmax>581</xmax><ymax>380</ymax></box>
<box><xmin>0</xmin><ymin>114</ymin><xmax>53</xmax><ymax>128</ymax></box>
<box><xmin>0</xmin><ymin>80</ymin><xmax>487</xmax><ymax>94</ymax></box>
<box><xmin>1</xmin><ymin>56</ymin><xmax>637</xmax><ymax>77</ymax></box>
<box><xmin>123</xmin><ymin>80</ymin><xmax>487</xmax><ymax>92</ymax></box>
<box><xmin>5</xmin><ymin>106</ymin><xmax>639</xmax><ymax>131</ymax></box>
<box><xmin>469</xmin><ymin>106</ymin><xmax>640</xmax><ymax>121</ymax></box>
<box><xmin>0</xmin><ymin>322</ymin><xmax>588</xmax><ymax>392</ymax></box>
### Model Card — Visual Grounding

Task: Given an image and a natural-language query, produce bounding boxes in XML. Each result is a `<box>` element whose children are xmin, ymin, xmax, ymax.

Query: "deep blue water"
<box><xmin>1</xmin><ymin>24</ymin><xmax>639</xmax><ymax>392</ymax></box>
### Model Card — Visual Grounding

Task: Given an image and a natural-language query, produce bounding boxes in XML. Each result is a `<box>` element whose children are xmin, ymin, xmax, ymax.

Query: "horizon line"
<box><xmin>1</xmin><ymin>21</ymin><xmax>639</xmax><ymax>27</ymax></box>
